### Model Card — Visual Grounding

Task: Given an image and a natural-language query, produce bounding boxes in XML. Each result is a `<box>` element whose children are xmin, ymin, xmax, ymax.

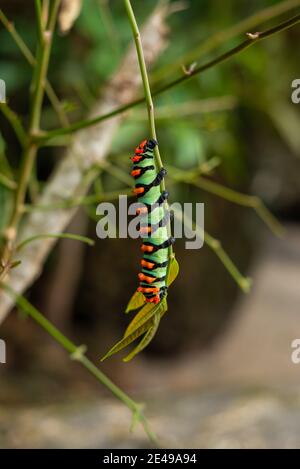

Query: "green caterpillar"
<box><xmin>131</xmin><ymin>139</ymin><xmax>175</xmax><ymax>304</ymax></box>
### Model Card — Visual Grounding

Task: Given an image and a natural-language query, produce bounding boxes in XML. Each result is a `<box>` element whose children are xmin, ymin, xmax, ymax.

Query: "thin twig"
<box><xmin>37</xmin><ymin>13</ymin><xmax>300</xmax><ymax>141</ymax></box>
<box><xmin>130</xmin><ymin>96</ymin><xmax>238</xmax><ymax>121</ymax></box>
<box><xmin>0</xmin><ymin>0</ymin><xmax>61</xmax><ymax>278</ymax></box>
<box><xmin>16</xmin><ymin>232</ymin><xmax>95</xmax><ymax>252</ymax></box>
<box><xmin>0</xmin><ymin>282</ymin><xmax>158</xmax><ymax>445</ymax></box>
<box><xmin>23</xmin><ymin>188</ymin><xmax>133</xmax><ymax>212</ymax></box>
<box><xmin>151</xmin><ymin>0</ymin><xmax>300</xmax><ymax>83</ymax></box>
<box><xmin>124</xmin><ymin>0</ymin><xmax>173</xmax><ymax>262</ymax></box>
<box><xmin>172</xmin><ymin>207</ymin><xmax>252</xmax><ymax>293</ymax></box>
<box><xmin>167</xmin><ymin>166</ymin><xmax>284</xmax><ymax>237</ymax></box>
<box><xmin>0</xmin><ymin>173</ymin><xmax>17</xmax><ymax>191</ymax></box>
<box><xmin>0</xmin><ymin>103</ymin><xmax>27</xmax><ymax>147</ymax></box>
<box><xmin>0</xmin><ymin>9</ymin><xmax>69</xmax><ymax>127</ymax></box>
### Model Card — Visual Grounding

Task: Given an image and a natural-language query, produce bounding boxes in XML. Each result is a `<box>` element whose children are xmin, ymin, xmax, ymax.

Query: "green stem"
<box><xmin>0</xmin><ymin>282</ymin><xmax>157</xmax><ymax>445</ymax></box>
<box><xmin>194</xmin><ymin>177</ymin><xmax>284</xmax><ymax>237</ymax></box>
<box><xmin>131</xmin><ymin>96</ymin><xmax>237</xmax><ymax>121</ymax></box>
<box><xmin>0</xmin><ymin>103</ymin><xmax>27</xmax><ymax>146</ymax></box>
<box><xmin>23</xmin><ymin>188</ymin><xmax>133</xmax><ymax>212</ymax></box>
<box><xmin>37</xmin><ymin>13</ymin><xmax>300</xmax><ymax>141</ymax></box>
<box><xmin>124</xmin><ymin>0</ymin><xmax>162</xmax><ymax>169</ymax></box>
<box><xmin>0</xmin><ymin>9</ymin><xmax>69</xmax><ymax>127</ymax></box>
<box><xmin>152</xmin><ymin>13</ymin><xmax>300</xmax><ymax>99</ymax></box>
<box><xmin>35</xmin><ymin>0</ymin><xmax>43</xmax><ymax>43</ymax></box>
<box><xmin>151</xmin><ymin>0</ymin><xmax>300</xmax><ymax>84</ymax></box>
<box><xmin>124</xmin><ymin>0</ymin><xmax>173</xmax><ymax>261</ymax></box>
<box><xmin>0</xmin><ymin>173</ymin><xmax>17</xmax><ymax>191</ymax></box>
<box><xmin>16</xmin><ymin>233</ymin><xmax>95</xmax><ymax>252</ymax></box>
<box><xmin>168</xmin><ymin>166</ymin><xmax>284</xmax><ymax>237</ymax></box>
<box><xmin>0</xmin><ymin>1</ymin><xmax>60</xmax><ymax>276</ymax></box>
<box><xmin>29</xmin><ymin>0</ymin><xmax>60</xmax><ymax>132</ymax></box>
<box><xmin>98</xmin><ymin>161</ymin><xmax>133</xmax><ymax>187</ymax></box>
<box><xmin>172</xmin><ymin>207</ymin><xmax>252</xmax><ymax>293</ymax></box>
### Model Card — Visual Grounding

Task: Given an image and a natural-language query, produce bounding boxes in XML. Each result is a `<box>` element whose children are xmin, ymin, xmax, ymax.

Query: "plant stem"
<box><xmin>124</xmin><ymin>0</ymin><xmax>162</xmax><ymax>169</ymax></box>
<box><xmin>23</xmin><ymin>188</ymin><xmax>133</xmax><ymax>212</ymax></box>
<box><xmin>172</xmin><ymin>207</ymin><xmax>252</xmax><ymax>293</ymax></box>
<box><xmin>0</xmin><ymin>9</ymin><xmax>69</xmax><ymax>127</ymax></box>
<box><xmin>0</xmin><ymin>0</ymin><xmax>60</xmax><ymax>277</ymax></box>
<box><xmin>168</xmin><ymin>166</ymin><xmax>284</xmax><ymax>237</ymax></box>
<box><xmin>37</xmin><ymin>13</ymin><xmax>300</xmax><ymax>141</ymax></box>
<box><xmin>16</xmin><ymin>233</ymin><xmax>95</xmax><ymax>252</ymax></box>
<box><xmin>0</xmin><ymin>282</ymin><xmax>157</xmax><ymax>444</ymax></box>
<box><xmin>131</xmin><ymin>96</ymin><xmax>238</xmax><ymax>121</ymax></box>
<box><xmin>124</xmin><ymin>0</ymin><xmax>173</xmax><ymax>260</ymax></box>
<box><xmin>194</xmin><ymin>177</ymin><xmax>284</xmax><ymax>237</ymax></box>
<box><xmin>35</xmin><ymin>0</ymin><xmax>43</xmax><ymax>43</ymax></box>
<box><xmin>0</xmin><ymin>103</ymin><xmax>27</xmax><ymax>147</ymax></box>
<box><xmin>0</xmin><ymin>173</ymin><xmax>17</xmax><ymax>191</ymax></box>
<box><xmin>156</xmin><ymin>13</ymin><xmax>300</xmax><ymax>101</ymax></box>
<box><xmin>151</xmin><ymin>0</ymin><xmax>300</xmax><ymax>84</ymax></box>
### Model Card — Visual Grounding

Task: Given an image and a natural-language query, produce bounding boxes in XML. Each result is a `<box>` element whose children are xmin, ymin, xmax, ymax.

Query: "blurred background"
<box><xmin>0</xmin><ymin>0</ymin><xmax>300</xmax><ymax>448</ymax></box>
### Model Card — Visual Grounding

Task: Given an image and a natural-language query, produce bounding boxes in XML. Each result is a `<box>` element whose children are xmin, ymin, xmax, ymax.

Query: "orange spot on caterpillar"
<box><xmin>131</xmin><ymin>155</ymin><xmax>142</xmax><ymax>162</ymax></box>
<box><xmin>146</xmin><ymin>295</ymin><xmax>160</xmax><ymax>304</ymax></box>
<box><xmin>141</xmin><ymin>244</ymin><xmax>154</xmax><ymax>253</ymax></box>
<box><xmin>139</xmin><ymin>226</ymin><xmax>152</xmax><ymax>235</ymax></box>
<box><xmin>137</xmin><ymin>286</ymin><xmax>159</xmax><ymax>293</ymax></box>
<box><xmin>131</xmin><ymin>169</ymin><xmax>141</xmax><ymax>177</ymax></box>
<box><xmin>136</xmin><ymin>207</ymin><xmax>148</xmax><ymax>215</ymax></box>
<box><xmin>133</xmin><ymin>187</ymin><xmax>144</xmax><ymax>195</ymax></box>
<box><xmin>140</xmin><ymin>259</ymin><xmax>155</xmax><ymax>269</ymax></box>
<box><xmin>138</xmin><ymin>273</ymin><xmax>156</xmax><ymax>283</ymax></box>
<box><xmin>135</xmin><ymin>140</ymin><xmax>147</xmax><ymax>153</ymax></box>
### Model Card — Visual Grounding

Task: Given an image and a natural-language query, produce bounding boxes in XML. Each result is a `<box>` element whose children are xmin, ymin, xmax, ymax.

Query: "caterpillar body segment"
<box><xmin>131</xmin><ymin>139</ymin><xmax>174</xmax><ymax>304</ymax></box>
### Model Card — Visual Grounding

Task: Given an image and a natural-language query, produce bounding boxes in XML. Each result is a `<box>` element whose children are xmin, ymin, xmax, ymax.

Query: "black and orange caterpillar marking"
<box><xmin>131</xmin><ymin>139</ymin><xmax>175</xmax><ymax>304</ymax></box>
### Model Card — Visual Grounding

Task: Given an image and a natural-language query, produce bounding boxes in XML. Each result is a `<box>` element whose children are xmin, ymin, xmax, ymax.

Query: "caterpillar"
<box><xmin>131</xmin><ymin>139</ymin><xmax>175</xmax><ymax>305</ymax></box>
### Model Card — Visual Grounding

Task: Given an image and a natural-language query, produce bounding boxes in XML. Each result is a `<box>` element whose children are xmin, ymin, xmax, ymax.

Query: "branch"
<box><xmin>172</xmin><ymin>207</ymin><xmax>252</xmax><ymax>293</ymax></box>
<box><xmin>0</xmin><ymin>4</ymin><xmax>170</xmax><ymax>324</ymax></box>
<box><xmin>151</xmin><ymin>0</ymin><xmax>300</xmax><ymax>83</ymax></box>
<box><xmin>130</xmin><ymin>96</ymin><xmax>238</xmax><ymax>121</ymax></box>
<box><xmin>37</xmin><ymin>12</ymin><xmax>300</xmax><ymax>141</ymax></box>
<box><xmin>124</xmin><ymin>0</ymin><xmax>173</xmax><ymax>258</ymax></box>
<box><xmin>0</xmin><ymin>282</ymin><xmax>157</xmax><ymax>444</ymax></box>
<box><xmin>0</xmin><ymin>0</ymin><xmax>60</xmax><ymax>275</ymax></box>
<box><xmin>0</xmin><ymin>9</ymin><xmax>69</xmax><ymax>127</ymax></box>
<box><xmin>0</xmin><ymin>102</ymin><xmax>27</xmax><ymax>147</ymax></box>
<box><xmin>167</xmin><ymin>166</ymin><xmax>284</xmax><ymax>237</ymax></box>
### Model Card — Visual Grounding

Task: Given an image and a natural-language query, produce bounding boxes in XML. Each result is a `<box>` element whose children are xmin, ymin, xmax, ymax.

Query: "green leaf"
<box><xmin>125</xmin><ymin>290</ymin><xmax>145</xmax><ymax>314</ymax></box>
<box><xmin>125</xmin><ymin>299</ymin><xmax>167</xmax><ymax>338</ymax></box>
<box><xmin>167</xmin><ymin>256</ymin><xmax>179</xmax><ymax>286</ymax></box>
<box><xmin>101</xmin><ymin>299</ymin><xmax>168</xmax><ymax>361</ymax></box>
<box><xmin>100</xmin><ymin>320</ymin><xmax>151</xmax><ymax>361</ymax></box>
<box><xmin>123</xmin><ymin>312</ymin><xmax>161</xmax><ymax>362</ymax></box>
<box><xmin>124</xmin><ymin>302</ymin><xmax>155</xmax><ymax>336</ymax></box>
